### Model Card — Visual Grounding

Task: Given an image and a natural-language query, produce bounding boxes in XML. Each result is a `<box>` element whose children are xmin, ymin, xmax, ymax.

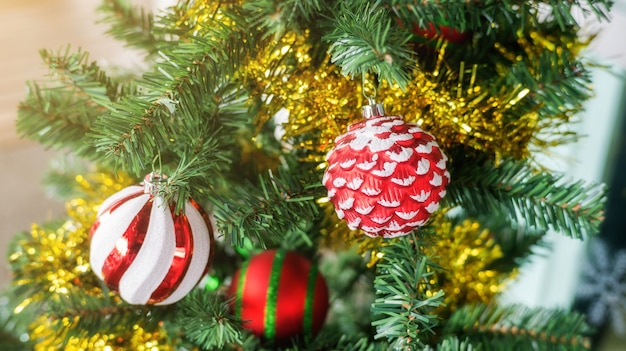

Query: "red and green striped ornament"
<box><xmin>228</xmin><ymin>249</ymin><xmax>330</xmax><ymax>343</ymax></box>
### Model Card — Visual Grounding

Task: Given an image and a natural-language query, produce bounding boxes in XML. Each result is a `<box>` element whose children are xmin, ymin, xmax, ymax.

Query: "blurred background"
<box><xmin>0</xmin><ymin>0</ymin><xmax>625</xmax><ymax>349</ymax></box>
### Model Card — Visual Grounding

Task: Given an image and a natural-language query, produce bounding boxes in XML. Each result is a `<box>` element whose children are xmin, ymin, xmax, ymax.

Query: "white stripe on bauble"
<box><xmin>158</xmin><ymin>201</ymin><xmax>211</xmax><ymax>305</ymax></box>
<box><xmin>96</xmin><ymin>185</ymin><xmax>142</xmax><ymax>217</ymax></box>
<box><xmin>90</xmin><ymin>193</ymin><xmax>151</xmax><ymax>280</ymax></box>
<box><xmin>436</xmin><ymin>158</ymin><xmax>446</xmax><ymax>169</ymax></box>
<box><xmin>118</xmin><ymin>196</ymin><xmax>176</xmax><ymax>305</ymax></box>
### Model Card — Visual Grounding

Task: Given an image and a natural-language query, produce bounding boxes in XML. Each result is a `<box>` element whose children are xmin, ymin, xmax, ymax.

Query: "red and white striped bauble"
<box><xmin>89</xmin><ymin>173</ymin><xmax>214</xmax><ymax>305</ymax></box>
<box><xmin>323</xmin><ymin>103</ymin><xmax>450</xmax><ymax>238</ymax></box>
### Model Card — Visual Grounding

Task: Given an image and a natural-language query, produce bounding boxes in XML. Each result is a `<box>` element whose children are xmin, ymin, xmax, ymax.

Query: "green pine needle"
<box><xmin>175</xmin><ymin>290</ymin><xmax>245</xmax><ymax>350</ymax></box>
<box><xmin>371</xmin><ymin>233</ymin><xmax>445</xmax><ymax>349</ymax></box>
<box><xmin>446</xmin><ymin>158</ymin><xmax>606</xmax><ymax>239</ymax></box>
<box><xmin>444</xmin><ymin>304</ymin><xmax>593</xmax><ymax>350</ymax></box>
<box><xmin>324</xmin><ymin>0</ymin><xmax>413</xmax><ymax>89</ymax></box>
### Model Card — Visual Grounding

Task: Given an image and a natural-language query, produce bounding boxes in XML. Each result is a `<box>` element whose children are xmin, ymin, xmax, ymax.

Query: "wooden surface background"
<box><xmin>0</xmin><ymin>0</ymin><xmax>151</xmax><ymax>286</ymax></box>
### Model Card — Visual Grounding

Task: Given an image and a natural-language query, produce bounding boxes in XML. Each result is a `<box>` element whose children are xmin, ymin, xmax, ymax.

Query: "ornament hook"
<box><xmin>361</xmin><ymin>74</ymin><xmax>385</xmax><ymax>119</ymax></box>
<box><xmin>144</xmin><ymin>172</ymin><xmax>168</xmax><ymax>195</ymax></box>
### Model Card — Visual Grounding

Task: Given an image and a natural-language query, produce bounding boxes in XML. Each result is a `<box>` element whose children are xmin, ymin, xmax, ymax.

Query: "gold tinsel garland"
<box><xmin>249</xmin><ymin>30</ymin><xmax>588</xmax><ymax>163</ymax></box>
<box><xmin>346</xmin><ymin>215</ymin><xmax>516</xmax><ymax>313</ymax></box>
<box><xmin>9</xmin><ymin>171</ymin><xmax>175</xmax><ymax>350</ymax></box>
<box><xmin>423</xmin><ymin>216</ymin><xmax>517</xmax><ymax>314</ymax></box>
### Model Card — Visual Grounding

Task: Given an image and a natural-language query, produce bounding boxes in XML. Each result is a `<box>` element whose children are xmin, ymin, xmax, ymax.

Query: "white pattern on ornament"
<box><xmin>323</xmin><ymin>103</ymin><xmax>450</xmax><ymax>238</ymax></box>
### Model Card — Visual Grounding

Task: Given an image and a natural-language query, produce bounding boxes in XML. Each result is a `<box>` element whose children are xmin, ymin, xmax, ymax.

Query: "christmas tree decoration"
<box><xmin>9</xmin><ymin>171</ymin><xmax>136</xmax><ymax>312</ymax></box>
<box><xmin>6</xmin><ymin>0</ymin><xmax>617</xmax><ymax>349</ymax></box>
<box><xmin>323</xmin><ymin>102</ymin><xmax>450</xmax><ymax>238</ymax></box>
<box><xmin>424</xmin><ymin>216</ymin><xmax>517</xmax><ymax>314</ymax></box>
<box><xmin>411</xmin><ymin>22</ymin><xmax>470</xmax><ymax>46</ymax></box>
<box><xmin>228</xmin><ymin>249</ymin><xmax>329</xmax><ymax>343</ymax></box>
<box><xmin>248</xmin><ymin>31</ymin><xmax>363</xmax><ymax>163</ymax></box>
<box><xmin>89</xmin><ymin>173</ymin><xmax>215</xmax><ymax>305</ymax></box>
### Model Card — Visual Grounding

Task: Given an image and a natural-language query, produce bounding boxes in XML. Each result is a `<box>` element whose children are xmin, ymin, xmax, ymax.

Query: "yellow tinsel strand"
<box><xmin>424</xmin><ymin>217</ymin><xmax>517</xmax><ymax>314</ymax></box>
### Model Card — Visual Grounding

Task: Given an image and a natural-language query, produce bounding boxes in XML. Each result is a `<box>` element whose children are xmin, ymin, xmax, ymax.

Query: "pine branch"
<box><xmin>324</xmin><ymin>0</ymin><xmax>414</xmax><ymax>89</ymax></box>
<box><xmin>89</xmin><ymin>38</ymin><xmax>249</xmax><ymax>190</ymax></box>
<box><xmin>435</xmin><ymin>336</ymin><xmax>479</xmax><ymax>351</ymax></box>
<box><xmin>385</xmin><ymin>0</ymin><xmax>612</xmax><ymax>35</ymax></box>
<box><xmin>241</xmin><ymin>0</ymin><xmax>328</xmax><ymax>37</ymax></box>
<box><xmin>41</xmin><ymin>290</ymin><xmax>168</xmax><ymax>346</ymax></box>
<box><xmin>175</xmin><ymin>290</ymin><xmax>245</xmax><ymax>350</ymax></box>
<box><xmin>472</xmin><ymin>213</ymin><xmax>549</xmax><ymax>273</ymax></box>
<box><xmin>446</xmin><ymin>157</ymin><xmax>606</xmax><ymax>239</ymax></box>
<box><xmin>98</xmin><ymin>0</ymin><xmax>159</xmax><ymax>55</ymax></box>
<box><xmin>443</xmin><ymin>304</ymin><xmax>593</xmax><ymax>350</ymax></box>
<box><xmin>371</xmin><ymin>233</ymin><xmax>445</xmax><ymax>349</ymax></box>
<box><xmin>16</xmin><ymin>47</ymin><xmax>137</xmax><ymax>158</ymax></box>
<box><xmin>17</xmin><ymin>83</ymin><xmax>96</xmax><ymax>157</ymax></box>
<box><xmin>209</xmin><ymin>162</ymin><xmax>324</xmax><ymax>249</ymax></box>
<box><xmin>38</xmin><ymin>47</ymin><xmax>135</xmax><ymax>106</ymax></box>
<box><xmin>0</xmin><ymin>292</ymin><xmax>33</xmax><ymax>351</ymax></box>
<box><xmin>500</xmin><ymin>42</ymin><xmax>593</xmax><ymax>119</ymax></box>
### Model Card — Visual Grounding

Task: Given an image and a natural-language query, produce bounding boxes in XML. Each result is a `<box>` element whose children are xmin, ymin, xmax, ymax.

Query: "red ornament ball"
<box><xmin>228</xmin><ymin>249</ymin><xmax>329</xmax><ymax>343</ymax></box>
<box><xmin>89</xmin><ymin>173</ymin><xmax>214</xmax><ymax>305</ymax></box>
<box><xmin>412</xmin><ymin>22</ymin><xmax>470</xmax><ymax>45</ymax></box>
<box><xmin>323</xmin><ymin>104</ymin><xmax>450</xmax><ymax>238</ymax></box>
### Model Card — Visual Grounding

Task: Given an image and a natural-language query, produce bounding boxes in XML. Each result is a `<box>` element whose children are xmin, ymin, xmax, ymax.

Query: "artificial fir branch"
<box><xmin>434</xmin><ymin>337</ymin><xmax>478</xmax><ymax>351</ymax></box>
<box><xmin>39</xmin><ymin>47</ymin><xmax>135</xmax><ymax>107</ymax></box>
<box><xmin>371</xmin><ymin>232</ymin><xmax>445</xmax><ymax>349</ymax></box>
<box><xmin>474</xmin><ymin>213</ymin><xmax>548</xmax><ymax>273</ymax></box>
<box><xmin>499</xmin><ymin>43</ymin><xmax>593</xmax><ymax>120</ymax></box>
<box><xmin>384</xmin><ymin>0</ymin><xmax>612</xmax><ymax>35</ymax></box>
<box><xmin>446</xmin><ymin>157</ymin><xmax>606</xmax><ymax>239</ymax></box>
<box><xmin>39</xmin><ymin>291</ymin><xmax>168</xmax><ymax>347</ymax></box>
<box><xmin>89</xmin><ymin>45</ymin><xmax>247</xmax><ymax>196</ymax></box>
<box><xmin>17</xmin><ymin>83</ymin><xmax>97</xmax><ymax>158</ymax></box>
<box><xmin>15</xmin><ymin>47</ymin><xmax>129</xmax><ymax>158</ymax></box>
<box><xmin>444</xmin><ymin>304</ymin><xmax>593</xmax><ymax>350</ymax></box>
<box><xmin>324</xmin><ymin>0</ymin><xmax>413</xmax><ymax>89</ymax></box>
<box><xmin>175</xmin><ymin>290</ymin><xmax>245</xmax><ymax>350</ymax></box>
<box><xmin>241</xmin><ymin>0</ymin><xmax>327</xmax><ymax>37</ymax></box>
<box><xmin>209</xmin><ymin>162</ymin><xmax>324</xmax><ymax>248</ymax></box>
<box><xmin>98</xmin><ymin>0</ymin><xmax>158</xmax><ymax>55</ymax></box>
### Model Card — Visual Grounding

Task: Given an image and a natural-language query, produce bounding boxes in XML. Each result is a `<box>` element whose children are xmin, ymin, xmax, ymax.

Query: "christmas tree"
<box><xmin>3</xmin><ymin>0</ymin><xmax>615</xmax><ymax>349</ymax></box>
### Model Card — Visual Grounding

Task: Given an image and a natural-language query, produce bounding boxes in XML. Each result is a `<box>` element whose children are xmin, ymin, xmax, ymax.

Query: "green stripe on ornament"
<box><xmin>264</xmin><ymin>249</ymin><xmax>286</xmax><ymax>341</ymax></box>
<box><xmin>303</xmin><ymin>263</ymin><xmax>319</xmax><ymax>338</ymax></box>
<box><xmin>235</xmin><ymin>260</ymin><xmax>250</xmax><ymax>320</ymax></box>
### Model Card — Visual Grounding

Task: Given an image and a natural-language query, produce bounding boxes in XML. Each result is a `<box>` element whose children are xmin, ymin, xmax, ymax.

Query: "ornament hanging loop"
<box><xmin>361</xmin><ymin>73</ymin><xmax>385</xmax><ymax>119</ymax></box>
<box><xmin>144</xmin><ymin>172</ymin><xmax>168</xmax><ymax>195</ymax></box>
